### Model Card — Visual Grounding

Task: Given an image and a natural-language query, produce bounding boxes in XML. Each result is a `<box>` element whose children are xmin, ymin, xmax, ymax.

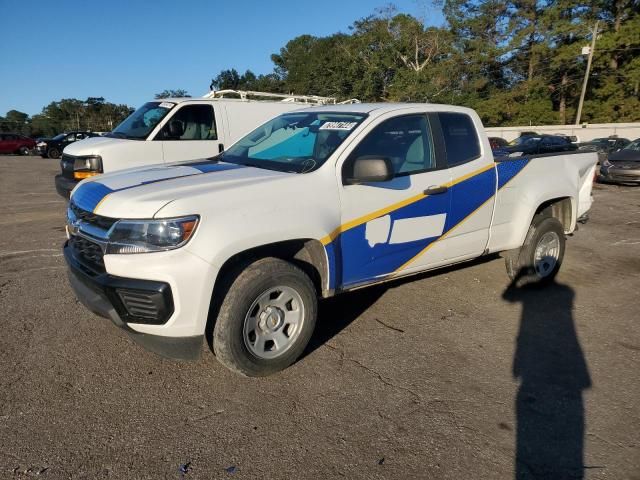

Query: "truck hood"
<box><xmin>64</xmin><ymin>135</ymin><xmax>137</xmax><ymax>156</ymax></box>
<box><xmin>608</xmin><ymin>149</ymin><xmax>640</xmax><ymax>162</ymax></box>
<box><xmin>70</xmin><ymin>160</ymin><xmax>289</xmax><ymax>218</ymax></box>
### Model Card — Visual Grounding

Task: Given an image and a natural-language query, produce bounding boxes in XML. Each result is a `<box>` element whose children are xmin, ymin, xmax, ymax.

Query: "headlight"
<box><xmin>73</xmin><ymin>155</ymin><xmax>103</xmax><ymax>180</ymax></box>
<box><xmin>106</xmin><ymin>216</ymin><xmax>199</xmax><ymax>254</ymax></box>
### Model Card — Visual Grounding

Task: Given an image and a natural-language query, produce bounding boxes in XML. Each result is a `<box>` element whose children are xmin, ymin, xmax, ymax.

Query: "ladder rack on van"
<box><xmin>203</xmin><ymin>89</ymin><xmax>360</xmax><ymax>105</ymax></box>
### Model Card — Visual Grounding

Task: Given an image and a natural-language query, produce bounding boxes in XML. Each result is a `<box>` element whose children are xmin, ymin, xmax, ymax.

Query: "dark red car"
<box><xmin>0</xmin><ymin>133</ymin><xmax>35</xmax><ymax>155</ymax></box>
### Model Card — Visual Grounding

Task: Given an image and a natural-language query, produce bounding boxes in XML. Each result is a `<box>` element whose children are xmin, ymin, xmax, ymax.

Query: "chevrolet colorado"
<box><xmin>63</xmin><ymin>103</ymin><xmax>598</xmax><ymax>376</ymax></box>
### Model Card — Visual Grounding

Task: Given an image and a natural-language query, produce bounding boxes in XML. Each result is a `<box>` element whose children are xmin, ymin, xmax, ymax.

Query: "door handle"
<box><xmin>424</xmin><ymin>185</ymin><xmax>448</xmax><ymax>195</ymax></box>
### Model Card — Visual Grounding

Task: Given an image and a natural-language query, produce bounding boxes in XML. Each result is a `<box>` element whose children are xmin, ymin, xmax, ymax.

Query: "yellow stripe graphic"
<box><xmin>392</xmin><ymin>194</ymin><xmax>496</xmax><ymax>274</ymax></box>
<box><xmin>93</xmin><ymin>195</ymin><xmax>109</xmax><ymax>213</ymax></box>
<box><xmin>320</xmin><ymin>163</ymin><xmax>494</xmax><ymax>246</ymax></box>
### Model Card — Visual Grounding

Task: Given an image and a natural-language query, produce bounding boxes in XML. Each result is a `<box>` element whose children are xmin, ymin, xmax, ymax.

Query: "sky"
<box><xmin>0</xmin><ymin>0</ymin><xmax>444</xmax><ymax>116</ymax></box>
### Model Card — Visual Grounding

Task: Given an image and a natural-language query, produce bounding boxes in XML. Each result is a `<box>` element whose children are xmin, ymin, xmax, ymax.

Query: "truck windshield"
<box><xmin>221</xmin><ymin>112</ymin><xmax>367</xmax><ymax>173</ymax></box>
<box><xmin>623</xmin><ymin>139</ymin><xmax>640</xmax><ymax>152</ymax></box>
<box><xmin>109</xmin><ymin>102</ymin><xmax>175</xmax><ymax>140</ymax></box>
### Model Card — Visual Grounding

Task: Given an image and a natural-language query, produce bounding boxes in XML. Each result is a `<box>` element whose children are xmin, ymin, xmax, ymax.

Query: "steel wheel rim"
<box><xmin>533</xmin><ymin>231</ymin><xmax>560</xmax><ymax>277</ymax></box>
<box><xmin>243</xmin><ymin>286</ymin><xmax>305</xmax><ymax>360</ymax></box>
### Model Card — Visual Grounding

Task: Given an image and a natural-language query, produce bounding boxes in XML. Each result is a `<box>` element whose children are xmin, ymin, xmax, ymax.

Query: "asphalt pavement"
<box><xmin>0</xmin><ymin>154</ymin><xmax>638</xmax><ymax>479</ymax></box>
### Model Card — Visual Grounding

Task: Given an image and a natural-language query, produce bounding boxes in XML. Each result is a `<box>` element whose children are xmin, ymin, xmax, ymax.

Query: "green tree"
<box><xmin>584</xmin><ymin>2</ymin><xmax>640</xmax><ymax>122</ymax></box>
<box><xmin>154</xmin><ymin>89</ymin><xmax>191</xmax><ymax>99</ymax></box>
<box><xmin>207</xmin><ymin>3</ymin><xmax>639</xmax><ymax>125</ymax></box>
<box><xmin>0</xmin><ymin>110</ymin><xmax>30</xmax><ymax>134</ymax></box>
<box><xmin>210</xmin><ymin>68</ymin><xmax>284</xmax><ymax>92</ymax></box>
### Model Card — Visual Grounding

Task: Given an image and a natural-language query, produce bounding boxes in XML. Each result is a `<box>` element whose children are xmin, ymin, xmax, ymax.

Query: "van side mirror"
<box><xmin>168</xmin><ymin>120</ymin><xmax>184</xmax><ymax>138</ymax></box>
<box><xmin>345</xmin><ymin>156</ymin><xmax>393</xmax><ymax>185</ymax></box>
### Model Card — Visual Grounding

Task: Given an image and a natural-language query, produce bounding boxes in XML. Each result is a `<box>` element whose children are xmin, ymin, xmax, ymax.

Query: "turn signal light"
<box><xmin>74</xmin><ymin>171</ymin><xmax>99</xmax><ymax>180</ymax></box>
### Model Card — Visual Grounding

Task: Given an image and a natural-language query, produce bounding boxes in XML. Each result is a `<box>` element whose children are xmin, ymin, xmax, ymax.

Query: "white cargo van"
<box><xmin>55</xmin><ymin>90</ymin><xmax>346</xmax><ymax>198</ymax></box>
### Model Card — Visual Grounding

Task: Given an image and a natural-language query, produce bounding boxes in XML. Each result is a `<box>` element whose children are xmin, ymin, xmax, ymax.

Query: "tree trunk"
<box><xmin>614</xmin><ymin>0</ymin><xmax>623</xmax><ymax>32</ymax></box>
<box><xmin>559</xmin><ymin>72</ymin><xmax>568</xmax><ymax>124</ymax></box>
<box><xmin>528</xmin><ymin>53</ymin><xmax>535</xmax><ymax>84</ymax></box>
<box><xmin>610</xmin><ymin>0</ymin><xmax>624</xmax><ymax>69</ymax></box>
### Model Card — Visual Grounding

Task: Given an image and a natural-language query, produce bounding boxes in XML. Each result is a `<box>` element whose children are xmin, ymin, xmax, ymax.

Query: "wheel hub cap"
<box><xmin>243</xmin><ymin>286</ymin><xmax>305</xmax><ymax>360</ymax></box>
<box><xmin>259</xmin><ymin>306</ymin><xmax>284</xmax><ymax>332</ymax></box>
<box><xmin>534</xmin><ymin>231</ymin><xmax>560</xmax><ymax>277</ymax></box>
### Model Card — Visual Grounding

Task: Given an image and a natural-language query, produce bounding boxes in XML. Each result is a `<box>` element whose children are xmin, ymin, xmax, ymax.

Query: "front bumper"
<box><xmin>64</xmin><ymin>242</ymin><xmax>204</xmax><ymax>360</ymax></box>
<box><xmin>55</xmin><ymin>174</ymin><xmax>77</xmax><ymax>199</ymax></box>
<box><xmin>599</xmin><ymin>167</ymin><xmax>640</xmax><ymax>184</ymax></box>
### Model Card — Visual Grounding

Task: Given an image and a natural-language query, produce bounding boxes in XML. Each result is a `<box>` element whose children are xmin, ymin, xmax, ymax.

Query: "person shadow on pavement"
<box><xmin>503</xmin><ymin>276</ymin><xmax>591</xmax><ymax>480</ymax></box>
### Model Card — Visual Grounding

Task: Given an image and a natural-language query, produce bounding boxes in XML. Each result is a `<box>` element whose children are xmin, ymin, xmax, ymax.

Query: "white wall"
<box><xmin>485</xmin><ymin>122</ymin><xmax>640</xmax><ymax>142</ymax></box>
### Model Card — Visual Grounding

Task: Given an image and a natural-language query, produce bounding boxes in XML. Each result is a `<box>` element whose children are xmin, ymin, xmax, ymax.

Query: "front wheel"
<box><xmin>213</xmin><ymin>257</ymin><xmax>318</xmax><ymax>376</ymax></box>
<box><xmin>505</xmin><ymin>215</ymin><xmax>566</xmax><ymax>286</ymax></box>
<box><xmin>47</xmin><ymin>147</ymin><xmax>60</xmax><ymax>159</ymax></box>
<box><xmin>18</xmin><ymin>146</ymin><xmax>30</xmax><ymax>156</ymax></box>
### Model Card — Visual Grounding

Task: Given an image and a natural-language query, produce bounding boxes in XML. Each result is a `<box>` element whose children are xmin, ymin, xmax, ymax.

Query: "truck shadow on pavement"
<box><xmin>503</xmin><ymin>277</ymin><xmax>591</xmax><ymax>480</ymax></box>
<box><xmin>305</xmin><ymin>254</ymin><xmax>500</xmax><ymax>358</ymax></box>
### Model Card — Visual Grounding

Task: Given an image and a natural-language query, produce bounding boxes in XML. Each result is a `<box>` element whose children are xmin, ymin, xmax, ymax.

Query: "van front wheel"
<box><xmin>213</xmin><ymin>257</ymin><xmax>317</xmax><ymax>376</ymax></box>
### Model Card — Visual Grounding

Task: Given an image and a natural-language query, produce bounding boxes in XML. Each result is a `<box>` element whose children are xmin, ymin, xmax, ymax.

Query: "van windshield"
<box><xmin>109</xmin><ymin>101</ymin><xmax>175</xmax><ymax>140</ymax></box>
<box><xmin>221</xmin><ymin>112</ymin><xmax>367</xmax><ymax>173</ymax></box>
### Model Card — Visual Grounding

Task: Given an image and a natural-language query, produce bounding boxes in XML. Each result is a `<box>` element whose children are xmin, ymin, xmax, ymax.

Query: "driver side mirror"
<box><xmin>168</xmin><ymin>120</ymin><xmax>184</xmax><ymax>138</ymax></box>
<box><xmin>344</xmin><ymin>156</ymin><xmax>393</xmax><ymax>185</ymax></box>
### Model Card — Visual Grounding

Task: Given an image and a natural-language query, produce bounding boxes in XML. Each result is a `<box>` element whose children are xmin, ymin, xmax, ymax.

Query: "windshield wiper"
<box><xmin>106</xmin><ymin>132</ymin><xmax>145</xmax><ymax>140</ymax></box>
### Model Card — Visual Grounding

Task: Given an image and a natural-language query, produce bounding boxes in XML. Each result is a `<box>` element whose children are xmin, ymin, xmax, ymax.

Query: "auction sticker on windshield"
<box><xmin>320</xmin><ymin>121</ymin><xmax>358</xmax><ymax>130</ymax></box>
<box><xmin>159</xmin><ymin>102</ymin><xmax>176</xmax><ymax>109</ymax></box>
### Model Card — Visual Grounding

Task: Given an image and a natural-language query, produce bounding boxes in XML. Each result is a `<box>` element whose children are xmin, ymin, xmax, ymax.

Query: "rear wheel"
<box><xmin>18</xmin><ymin>146</ymin><xmax>30</xmax><ymax>156</ymax></box>
<box><xmin>47</xmin><ymin>147</ymin><xmax>60</xmax><ymax>159</ymax></box>
<box><xmin>213</xmin><ymin>257</ymin><xmax>317</xmax><ymax>376</ymax></box>
<box><xmin>505</xmin><ymin>215</ymin><xmax>565</xmax><ymax>286</ymax></box>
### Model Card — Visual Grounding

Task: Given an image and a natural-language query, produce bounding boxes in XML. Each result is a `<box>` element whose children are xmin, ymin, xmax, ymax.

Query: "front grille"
<box><xmin>69</xmin><ymin>235</ymin><xmax>105</xmax><ymax>273</ymax></box>
<box><xmin>70</xmin><ymin>202</ymin><xmax>117</xmax><ymax>230</ymax></box>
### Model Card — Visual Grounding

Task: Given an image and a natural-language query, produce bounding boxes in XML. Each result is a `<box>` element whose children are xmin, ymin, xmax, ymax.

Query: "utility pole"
<box><xmin>575</xmin><ymin>20</ymin><xmax>599</xmax><ymax>126</ymax></box>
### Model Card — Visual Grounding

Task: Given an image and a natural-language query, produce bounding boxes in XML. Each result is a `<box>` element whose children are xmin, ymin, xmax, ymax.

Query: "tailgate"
<box><xmin>577</xmin><ymin>162</ymin><xmax>597</xmax><ymax>218</ymax></box>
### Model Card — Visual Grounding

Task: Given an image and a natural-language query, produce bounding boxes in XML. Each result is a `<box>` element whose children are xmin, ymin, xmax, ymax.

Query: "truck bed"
<box><xmin>488</xmin><ymin>151</ymin><xmax>598</xmax><ymax>253</ymax></box>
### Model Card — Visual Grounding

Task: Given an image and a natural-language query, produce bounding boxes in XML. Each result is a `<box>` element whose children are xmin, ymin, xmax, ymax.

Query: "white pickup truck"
<box><xmin>54</xmin><ymin>91</ymin><xmax>331</xmax><ymax>198</ymax></box>
<box><xmin>63</xmin><ymin>103</ymin><xmax>597</xmax><ymax>376</ymax></box>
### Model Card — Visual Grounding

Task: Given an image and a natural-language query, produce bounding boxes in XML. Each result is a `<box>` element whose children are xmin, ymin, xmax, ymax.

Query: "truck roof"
<box><xmin>291</xmin><ymin>102</ymin><xmax>478</xmax><ymax>116</ymax></box>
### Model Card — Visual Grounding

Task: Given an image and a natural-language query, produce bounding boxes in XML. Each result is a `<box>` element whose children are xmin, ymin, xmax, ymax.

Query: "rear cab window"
<box><xmin>436</xmin><ymin>112</ymin><xmax>481</xmax><ymax>166</ymax></box>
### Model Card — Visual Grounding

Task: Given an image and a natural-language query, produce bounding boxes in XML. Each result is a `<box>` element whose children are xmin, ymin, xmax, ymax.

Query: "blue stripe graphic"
<box><xmin>324</xmin><ymin>159</ymin><xmax>529</xmax><ymax>290</ymax></box>
<box><xmin>72</xmin><ymin>182</ymin><xmax>114</xmax><ymax>212</ymax></box>
<box><xmin>496</xmin><ymin>158</ymin><xmax>529</xmax><ymax>189</ymax></box>
<box><xmin>71</xmin><ymin>161</ymin><xmax>247</xmax><ymax>213</ymax></box>
<box><xmin>188</xmin><ymin>161</ymin><xmax>245</xmax><ymax>173</ymax></box>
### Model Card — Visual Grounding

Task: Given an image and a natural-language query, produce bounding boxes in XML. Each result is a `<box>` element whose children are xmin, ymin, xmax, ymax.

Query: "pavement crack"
<box><xmin>324</xmin><ymin>342</ymin><xmax>421</xmax><ymax>403</ymax></box>
<box><xmin>587</xmin><ymin>432</ymin><xmax>631</xmax><ymax>450</ymax></box>
<box><xmin>374</xmin><ymin>318</ymin><xmax>405</xmax><ymax>333</ymax></box>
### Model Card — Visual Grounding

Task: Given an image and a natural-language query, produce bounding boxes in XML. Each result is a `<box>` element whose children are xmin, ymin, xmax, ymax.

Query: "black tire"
<box><xmin>504</xmin><ymin>215</ymin><xmax>565</xmax><ymax>286</ymax></box>
<box><xmin>47</xmin><ymin>147</ymin><xmax>60</xmax><ymax>159</ymax></box>
<box><xmin>18</xmin><ymin>146</ymin><xmax>30</xmax><ymax>156</ymax></box>
<box><xmin>213</xmin><ymin>257</ymin><xmax>317</xmax><ymax>377</ymax></box>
